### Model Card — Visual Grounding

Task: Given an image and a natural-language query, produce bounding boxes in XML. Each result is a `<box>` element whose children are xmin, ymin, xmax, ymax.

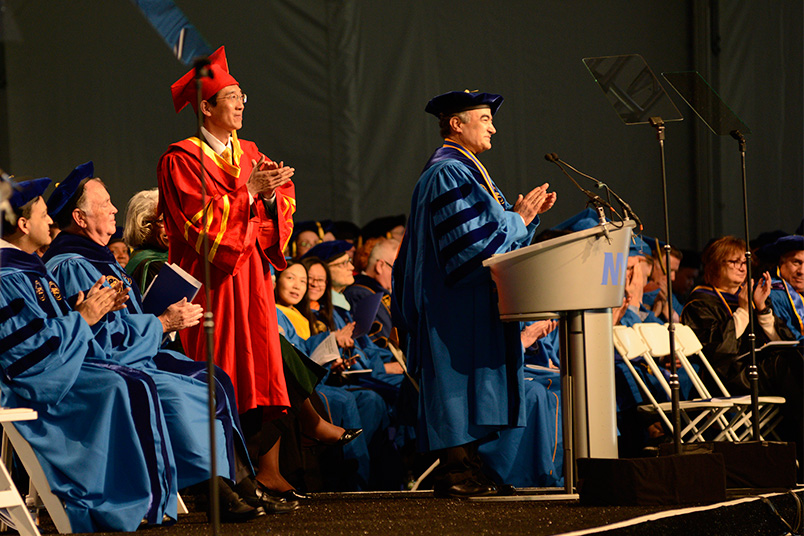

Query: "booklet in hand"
<box><xmin>309</xmin><ymin>333</ymin><xmax>340</xmax><ymax>366</ymax></box>
<box><xmin>141</xmin><ymin>263</ymin><xmax>202</xmax><ymax>316</ymax></box>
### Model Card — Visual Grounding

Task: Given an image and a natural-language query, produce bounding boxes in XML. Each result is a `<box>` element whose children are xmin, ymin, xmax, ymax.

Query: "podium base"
<box><xmin>658</xmin><ymin>441</ymin><xmax>797</xmax><ymax>489</ymax></box>
<box><xmin>577</xmin><ymin>454</ymin><xmax>726</xmax><ymax>506</ymax></box>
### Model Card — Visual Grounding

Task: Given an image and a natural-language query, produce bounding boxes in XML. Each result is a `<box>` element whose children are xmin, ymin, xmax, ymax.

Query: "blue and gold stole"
<box><xmin>424</xmin><ymin>140</ymin><xmax>506</xmax><ymax>206</ymax></box>
<box><xmin>772</xmin><ymin>270</ymin><xmax>804</xmax><ymax>334</ymax></box>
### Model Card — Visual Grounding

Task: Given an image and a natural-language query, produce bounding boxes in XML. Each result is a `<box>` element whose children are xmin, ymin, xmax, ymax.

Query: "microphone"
<box><xmin>544</xmin><ymin>153</ymin><xmax>612</xmax><ymax>241</ymax></box>
<box><xmin>546</xmin><ymin>152</ymin><xmax>643</xmax><ymax>232</ymax></box>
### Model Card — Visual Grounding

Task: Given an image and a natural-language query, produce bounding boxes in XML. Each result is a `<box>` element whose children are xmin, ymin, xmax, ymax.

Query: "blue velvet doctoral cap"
<box><xmin>550</xmin><ymin>208</ymin><xmax>599</xmax><ymax>232</ymax></box>
<box><xmin>46</xmin><ymin>161</ymin><xmax>94</xmax><ymax>219</ymax></box>
<box><xmin>302</xmin><ymin>239</ymin><xmax>353</xmax><ymax>263</ymax></box>
<box><xmin>9</xmin><ymin>177</ymin><xmax>52</xmax><ymax>210</ymax></box>
<box><xmin>760</xmin><ymin>234</ymin><xmax>804</xmax><ymax>261</ymax></box>
<box><xmin>292</xmin><ymin>219</ymin><xmax>333</xmax><ymax>242</ymax></box>
<box><xmin>425</xmin><ymin>90</ymin><xmax>504</xmax><ymax>118</ymax></box>
<box><xmin>361</xmin><ymin>214</ymin><xmax>406</xmax><ymax>241</ymax></box>
<box><xmin>629</xmin><ymin>235</ymin><xmax>651</xmax><ymax>257</ymax></box>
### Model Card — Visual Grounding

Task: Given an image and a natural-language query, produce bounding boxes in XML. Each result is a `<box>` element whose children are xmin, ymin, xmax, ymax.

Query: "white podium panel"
<box><xmin>483</xmin><ymin>221</ymin><xmax>634</xmax><ymax>318</ymax></box>
<box><xmin>482</xmin><ymin>221</ymin><xmax>635</xmax><ymax>492</ymax></box>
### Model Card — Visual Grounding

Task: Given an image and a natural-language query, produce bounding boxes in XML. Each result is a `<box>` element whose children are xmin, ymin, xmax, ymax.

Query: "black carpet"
<box><xmin>29</xmin><ymin>488</ymin><xmax>803</xmax><ymax>536</ymax></box>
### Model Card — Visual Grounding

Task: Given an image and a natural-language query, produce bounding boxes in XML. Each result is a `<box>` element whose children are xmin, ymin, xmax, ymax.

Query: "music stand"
<box><xmin>583</xmin><ymin>54</ymin><xmax>686</xmax><ymax>453</ymax></box>
<box><xmin>661</xmin><ymin>71</ymin><xmax>761</xmax><ymax>440</ymax></box>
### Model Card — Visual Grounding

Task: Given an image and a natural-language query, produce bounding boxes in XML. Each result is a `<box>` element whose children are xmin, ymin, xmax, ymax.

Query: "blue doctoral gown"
<box><xmin>393</xmin><ymin>142</ymin><xmax>538</xmax><ymax>451</ymax></box>
<box><xmin>275</xmin><ymin>308</ymin><xmax>376</xmax><ymax>489</ymax></box>
<box><xmin>43</xmin><ymin>233</ymin><xmax>245</xmax><ymax>488</ymax></box>
<box><xmin>0</xmin><ymin>245</ymin><xmax>177</xmax><ymax>532</ymax></box>
<box><xmin>769</xmin><ymin>275</ymin><xmax>804</xmax><ymax>342</ymax></box>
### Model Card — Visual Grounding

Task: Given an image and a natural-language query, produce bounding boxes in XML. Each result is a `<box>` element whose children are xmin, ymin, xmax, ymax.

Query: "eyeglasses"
<box><xmin>377</xmin><ymin>259</ymin><xmax>394</xmax><ymax>269</ymax></box>
<box><xmin>724</xmin><ymin>258</ymin><xmax>747</xmax><ymax>268</ymax></box>
<box><xmin>221</xmin><ymin>93</ymin><xmax>247</xmax><ymax>104</ymax></box>
<box><xmin>145</xmin><ymin>216</ymin><xmax>165</xmax><ymax>226</ymax></box>
<box><xmin>308</xmin><ymin>277</ymin><xmax>326</xmax><ymax>286</ymax></box>
<box><xmin>328</xmin><ymin>258</ymin><xmax>353</xmax><ymax>269</ymax></box>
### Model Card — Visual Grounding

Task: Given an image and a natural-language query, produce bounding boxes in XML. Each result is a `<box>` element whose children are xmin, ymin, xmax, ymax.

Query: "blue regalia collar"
<box><xmin>42</xmin><ymin>232</ymin><xmax>117</xmax><ymax>265</ymax></box>
<box><xmin>773</xmin><ymin>271</ymin><xmax>804</xmax><ymax>333</ymax></box>
<box><xmin>43</xmin><ymin>232</ymin><xmax>141</xmax><ymax>312</ymax></box>
<box><xmin>425</xmin><ymin>140</ymin><xmax>505</xmax><ymax>206</ymax></box>
<box><xmin>0</xmin><ymin>246</ymin><xmax>49</xmax><ymax>276</ymax></box>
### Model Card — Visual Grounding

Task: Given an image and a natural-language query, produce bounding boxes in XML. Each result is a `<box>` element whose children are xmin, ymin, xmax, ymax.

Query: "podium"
<box><xmin>483</xmin><ymin>220</ymin><xmax>635</xmax><ymax>493</ymax></box>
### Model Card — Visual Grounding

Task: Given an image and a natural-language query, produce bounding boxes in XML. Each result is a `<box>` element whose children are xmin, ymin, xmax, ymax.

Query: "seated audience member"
<box><xmin>674</xmin><ymin>249</ymin><xmax>701</xmax><ymax>305</ymax></box>
<box><xmin>521</xmin><ymin>320</ymin><xmax>560</xmax><ymax>369</ymax></box>
<box><xmin>763</xmin><ymin>235</ymin><xmax>804</xmax><ymax>341</ymax></box>
<box><xmin>43</xmin><ymin>163</ymin><xmax>291</xmax><ymax>518</ymax></box>
<box><xmin>682</xmin><ymin>236</ymin><xmax>802</xmax><ymax>462</ymax></box>
<box><xmin>360</xmin><ymin>215</ymin><xmax>406</xmax><ymax>244</ymax></box>
<box><xmin>273</xmin><ymin>261</ymin><xmax>372</xmax><ymax>487</ymax></box>
<box><xmin>330</xmin><ymin>220</ymin><xmax>362</xmax><ymax>246</ymax></box>
<box><xmin>107</xmin><ymin>226</ymin><xmax>129</xmax><ymax>268</ymax></box>
<box><xmin>289</xmin><ymin>220</ymin><xmax>330</xmax><ymax>259</ymax></box>
<box><xmin>304</xmin><ymin>241</ymin><xmax>403</xmax><ymax>388</ymax></box>
<box><xmin>0</xmin><ymin>178</ymin><xmax>176</xmax><ymax>532</ymax></box>
<box><xmin>642</xmin><ymin>240</ymin><xmax>683</xmax><ymax>322</ymax></box>
<box><xmin>123</xmin><ymin>188</ymin><xmax>168</xmax><ymax>291</ymax></box>
<box><xmin>344</xmin><ymin>238</ymin><xmax>405</xmax><ymax>373</ymax></box>
<box><xmin>300</xmin><ymin>253</ymin><xmax>400</xmax><ymax>489</ymax></box>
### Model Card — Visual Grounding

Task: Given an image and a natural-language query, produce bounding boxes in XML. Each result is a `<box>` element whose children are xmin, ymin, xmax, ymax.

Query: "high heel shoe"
<box><xmin>254</xmin><ymin>479</ymin><xmax>310</xmax><ymax>502</ymax></box>
<box><xmin>302</xmin><ymin>428</ymin><xmax>363</xmax><ymax>447</ymax></box>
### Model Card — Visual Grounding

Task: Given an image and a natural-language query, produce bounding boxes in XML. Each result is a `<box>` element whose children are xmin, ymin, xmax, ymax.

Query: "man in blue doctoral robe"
<box><xmin>764</xmin><ymin>235</ymin><xmax>804</xmax><ymax>342</ymax></box>
<box><xmin>392</xmin><ymin>90</ymin><xmax>557</xmax><ymax>497</ymax></box>
<box><xmin>41</xmin><ymin>163</ymin><xmax>281</xmax><ymax>519</ymax></box>
<box><xmin>0</xmin><ymin>177</ymin><xmax>178</xmax><ymax>532</ymax></box>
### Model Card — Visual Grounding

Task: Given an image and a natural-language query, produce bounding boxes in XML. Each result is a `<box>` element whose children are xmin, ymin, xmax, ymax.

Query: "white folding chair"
<box><xmin>673</xmin><ymin>323</ymin><xmax>786</xmax><ymax>441</ymax></box>
<box><xmin>614</xmin><ymin>325</ymin><xmax>733</xmax><ymax>443</ymax></box>
<box><xmin>2</xmin><ymin>416</ymin><xmax>72</xmax><ymax>534</ymax></box>
<box><xmin>0</xmin><ymin>408</ymin><xmax>46</xmax><ymax>536</ymax></box>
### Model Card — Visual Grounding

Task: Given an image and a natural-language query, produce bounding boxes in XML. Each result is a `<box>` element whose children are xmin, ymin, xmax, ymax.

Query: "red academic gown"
<box><xmin>157</xmin><ymin>131</ymin><xmax>296</xmax><ymax>416</ymax></box>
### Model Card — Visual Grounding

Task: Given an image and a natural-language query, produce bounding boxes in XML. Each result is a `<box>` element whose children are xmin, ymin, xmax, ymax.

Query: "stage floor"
<box><xmin>35</xmin><ymin>487</ymin><xmax>803</xmax><ymax>535</ymax></box>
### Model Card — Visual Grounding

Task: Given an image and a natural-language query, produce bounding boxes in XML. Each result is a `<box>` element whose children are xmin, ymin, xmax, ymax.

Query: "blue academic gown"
<box><xmin>275</xmin><ymin>308</ymin><xmax>375</xmax><ymax>489</ymax></box>
<box><xmin>43</xmin><ymin>233</ymin><xmax>246</xmax><ymax>488</ymax></box>
<box><xmin>0</xmin><ymin>245</ymin><xmax>177</xmax><ymax>532</ymax></box>
<box><xmin>769</xmin><ymin>275</ymin><xmax>804</xmax><ymax>342</ymax></box>
<box><xmin>393</xmin><ymin>141</ymin><xmax>538</xmax><ymax>451</ymax></box>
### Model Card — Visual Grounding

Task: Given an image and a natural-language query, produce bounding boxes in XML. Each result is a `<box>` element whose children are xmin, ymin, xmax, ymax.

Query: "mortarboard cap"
<box><xmin>758</xmin><ymin>235</ymin><xmax>804</xmax><ymax>263</ymax></box>
<box><xmin>302</xmin><ymin>240</ymin><xmax>353</xmax><ymax>263</ymax></box>
<box><xmin>171</xmin><ymin>46</ymin><xmax>239</xmax><ymax>114</ymax></box>
<box><xmin>8</xmin><ymin>177</ymin><xmax>51</xmax><ymax>210</ymax></box>
<box><xmin>629</xmin><ymin>235</ymin><xmax>651</xmax><ymax>257</ymax></box>
<box><xmin>425</xmin><ymin>90</ymin><xmax>503</xmax><ymax>118</ymax></box>
<box><xmin>46</xmin><ymin>161</ymin><xmax>94</xmax><ymax>219</ymax></box>
<box><xmin>361</xmin><ymin>215</ymin><xmax>406</xmax><ymax>241</ymax></box>
<box><xmin>550</xmin><ymin>208</ymin><xmax>600</xmax><ymax>232</ymax></box>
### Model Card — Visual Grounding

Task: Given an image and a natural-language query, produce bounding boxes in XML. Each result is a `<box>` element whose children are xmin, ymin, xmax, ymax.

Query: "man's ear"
<box><xmin>17</xmin><ymin>216</ymin><xmax>30</xmax><ymax>236</ymax></box>
<box><xmin>449</xmin><ymin>115</ymin><xmax>463</xmax><ymax>134</ymax></box>
<box><xmin>199</xmin><ymin>100</ymin><xmax>213</xmax><ymax>118</ymax></box>
<box><xmin>72</xmin><ymin>207</ymin><xmax>87</xmax><ymax>229</ymax></box>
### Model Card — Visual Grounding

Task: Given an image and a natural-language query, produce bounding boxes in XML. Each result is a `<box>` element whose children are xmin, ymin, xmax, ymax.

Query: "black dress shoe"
<box><xmin>433</xmin><ymin>478</ymin><xmax>497</xmax><ymax>498</ymax></box>
<box><xmin>217</xmin><ymin>480</ymin><xmax>259</xmax><ymax>523</ymax></box>
<box><xmin>236</xmin><ymin>478</ymin><xmax>299</xmax><ymax>514</ymax></box>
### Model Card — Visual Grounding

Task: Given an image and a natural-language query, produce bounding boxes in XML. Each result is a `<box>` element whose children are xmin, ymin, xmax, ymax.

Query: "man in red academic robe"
<box><xmin>157</xmin><ymin>46</ymin><xmax>296</xmax><ymax>424</ymax></box>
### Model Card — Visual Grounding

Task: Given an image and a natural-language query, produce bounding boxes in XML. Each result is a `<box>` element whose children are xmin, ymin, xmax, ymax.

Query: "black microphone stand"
<box><xmin>649</xmin><ymin>116</ymin><xmax>682</xmax><ymax>454</ymax></box>
<box><xmin>193</xmin><ymin>58</ymin><xmax>220</xmax><ymax>536</ymax></box>
<box><xmin>731</xmin><ymin>130</ymin><xmax>762</xmax><ymax>441</ymax></box>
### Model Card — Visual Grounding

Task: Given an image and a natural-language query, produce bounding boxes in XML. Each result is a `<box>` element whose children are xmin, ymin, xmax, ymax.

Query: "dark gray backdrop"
<box><xmin>1</xmin><ymin>0</ymin><xmax>801</xmax><ymax>251</ymax></box>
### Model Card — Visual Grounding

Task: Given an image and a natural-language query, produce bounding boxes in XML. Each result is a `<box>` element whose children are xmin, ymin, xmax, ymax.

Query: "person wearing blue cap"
<box><xmin>682</xmin><ymin>236</ymin><xmax>802</xmax><ymax>467</ymax></box>
<box><xmin>0</xmin><ymin>178</ymin><xmax>180</xmax><ymax>531</ymax></box>
<box><xmin>764</xmin><ymin>235</ymin><xmax>804</xmax><ymax>341</ymax></box>
<box><xmin>43</xmin><ymin>164</ymin><xmax>294</xmax><ymax>519</ymax></box>
<box><xmin>392</xmin><ymin>90</ymin><xmax>557</xmax><ymax>497</ymax></box>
